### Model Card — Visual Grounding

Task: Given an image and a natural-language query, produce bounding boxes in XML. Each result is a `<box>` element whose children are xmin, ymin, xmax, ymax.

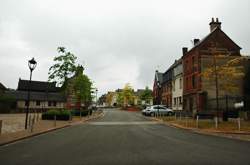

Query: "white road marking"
<box><xmin>87</xmin><ymin>121</ymin><xmax>159</xmax><ymax>125</ymax></box>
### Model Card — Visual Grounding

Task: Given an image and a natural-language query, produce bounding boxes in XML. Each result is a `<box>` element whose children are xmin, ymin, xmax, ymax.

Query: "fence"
<box><xmin>205</xmin><ymin>96</ymin><xmax>250</xmax><ymax>120</ymax></box>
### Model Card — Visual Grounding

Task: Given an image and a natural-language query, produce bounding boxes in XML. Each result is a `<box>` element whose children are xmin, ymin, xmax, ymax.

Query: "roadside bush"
<box><xmin>42</xmin><ymin>109</ymin><xmax>70</xmax><ymax>120</ymax></box>
<box><xmin>71</xmin><ymin>109</ymin><xmax>91</xmax><ymax>116</ymax></box>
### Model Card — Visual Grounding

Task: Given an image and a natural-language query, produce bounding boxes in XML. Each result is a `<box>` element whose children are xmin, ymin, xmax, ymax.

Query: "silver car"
<box><xmin>145</xmin><ymin>105</ymin><xmax>174</xmax><ymax>116</ymax></box>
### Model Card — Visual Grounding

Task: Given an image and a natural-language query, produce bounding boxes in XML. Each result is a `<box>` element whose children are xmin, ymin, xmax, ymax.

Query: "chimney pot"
<box><xmin>182</xmin><ymin>47</ymin><xmax>188</xmax><ymax>56</ymax></box>
<box><xmin>194</xmin><ymin>39</ymin><xmax>200</xmax><ymax>45</ymax></box>
<box><xmin>209</xmin><ymin>17</ymin><xmax>221</xmax><ymax>32</ymax></box>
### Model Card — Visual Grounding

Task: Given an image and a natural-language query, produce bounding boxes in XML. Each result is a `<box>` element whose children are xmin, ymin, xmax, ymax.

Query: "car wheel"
<box><xmin>168</xmin><ymin>112</ymin><xmax>173</xmax><ymax>116</ymax></box>
<box><xmin>150</xmin><ymin>112</ymin><xmax>155</xmax><ymax>117</ymax></box>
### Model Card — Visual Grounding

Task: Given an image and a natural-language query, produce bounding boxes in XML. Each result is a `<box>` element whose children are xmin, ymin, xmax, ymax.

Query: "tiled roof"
<box><xmin>155</xmin><ymin>71</ymin><xmax>163</xmax><ymax>84</ymax></box>
<box><xmin>4</xmin><ymin>90</ymin><xmax>66</xmax><ymax>102</ymax></box>
<box><xmin>17</xmin><ymin>79</ymin><xmax>59</xmax><ymax>92</ymax></box>
<box><xmin>0</xmin><ymin>82</ymin><xmax>6</xmax><ymax>90</ymax></box>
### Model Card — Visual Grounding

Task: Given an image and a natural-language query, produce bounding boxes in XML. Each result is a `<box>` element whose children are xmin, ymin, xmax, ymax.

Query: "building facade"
<box><xmin>182</xmin><ymin>18</ymin><xmax>242</xmax><ymax>115</ymax></box>
<box><xmin>172</xmin><ymin>59</ymin><xmax>183</xmax><ymax>111</ymax></box>
<box><xmin>5</xmin><ymin>79</ymin><xmax>65</xmax><ymax>112</ymax></box>
<box><xmin>153</xmin><ymin>70</ymin><xmax>163</xmax><ymax>104</ymax></box>
<box><xmin>162</xmin><ymin>68</ymin><xmax>173</xmax><ymax>108</ymax></box>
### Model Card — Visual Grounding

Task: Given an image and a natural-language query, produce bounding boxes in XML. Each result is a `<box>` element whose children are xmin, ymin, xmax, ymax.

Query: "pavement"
<box><xmin>0</xmin><ymin>108</ymin><xmax>250</xmax><ymax>165</ymax></box>
<box><xmin>151</xmin><ymin>117</ymin><xmax>250</xmax><ymax>141</ymax></box>
<box><xmin>0</xmin><ymin>111</ymin><xmax>103</xmax><ymax>146</ymax></box>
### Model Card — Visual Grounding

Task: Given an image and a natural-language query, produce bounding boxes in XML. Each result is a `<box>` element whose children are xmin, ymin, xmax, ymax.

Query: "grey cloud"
<box><xmin>0</xmin><ymin>0</ymin><xmax>249</xmax><ymax>96</ymax></box>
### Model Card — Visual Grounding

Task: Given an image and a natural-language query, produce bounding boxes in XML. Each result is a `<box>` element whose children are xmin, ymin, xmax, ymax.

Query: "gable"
<box><xmin>185</xmin><ymin>28</ymin><xmax>241</xmax><ymax>57</ymax></box>
<box><xmin>199</xmin><ymin>28</ymin><xmax>241</xmax><ymax>54</ymax></box>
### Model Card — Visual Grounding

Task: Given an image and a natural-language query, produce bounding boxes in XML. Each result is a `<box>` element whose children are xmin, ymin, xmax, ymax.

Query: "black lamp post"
<box><xmin>95</xmin><ymin>89</ymin><xmax>98</xmax><ymax>105</ymax></box>
<box><xmin>25</xmin><ymin>57</ymin><xmax>37</xmax><ymax>129</ymax></box>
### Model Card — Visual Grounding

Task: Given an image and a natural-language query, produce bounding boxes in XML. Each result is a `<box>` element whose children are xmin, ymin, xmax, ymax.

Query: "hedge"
<box><xmin>42</xmin><ymin>109</ymin><xmax>71</xmax><ymax>121</ymax></box>
<box><xmin>71</xmin><ymin>109</ymin><xmax>92</xmax><ymax>116</ymax></box>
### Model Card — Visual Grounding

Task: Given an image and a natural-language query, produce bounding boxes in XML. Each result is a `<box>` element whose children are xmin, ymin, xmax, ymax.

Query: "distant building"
<box><xmin>162</xmin><ymin>66</ymin><xmax>174</xmax><ymax>108</ymax></box>
<box><xmin>153</xmin><ymin>70</ymin><xmax>163</xmax><ymax>104</ymax></box>
<box><xmin>134</xmin><ymin>89</ymin><xmax>153</xmax><ymax>106</ymax></box>
<box><xmin>5</xmin><ymin>79</ymin><xmax>65</xmax><ymax>112</ymax></box>
<box><xmin>171</xmin><ymin>59</ymin><xmax>183</xmax><ymax>111</ymax></box>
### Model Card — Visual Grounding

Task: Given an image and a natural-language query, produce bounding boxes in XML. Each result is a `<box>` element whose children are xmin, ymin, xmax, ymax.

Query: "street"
<box><xmin>0</xmin><ymin>108</ymin><xmax>250</xmax><ymax>165</ymax></box>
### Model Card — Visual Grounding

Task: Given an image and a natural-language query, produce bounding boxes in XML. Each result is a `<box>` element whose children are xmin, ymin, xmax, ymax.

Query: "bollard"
<box><xmin>79</xmin><ymin>110</ymin><xmax>82</xmax><ymax>120</ymax></box>
<box><xmin>185</xmin><ymin>116</ymin><xmax>188</xmax><ymax>127</ymax></box>
<box><xmin>69</xmin><ymin>113</ymin><xmax>72</xmax><ymax>123</ymax></box>
<box><xmin>36</xmin><ymin>113</ymin><xmax>39</xmax><ymax>122</ymax></box>
<box><xmin>214</xmin><ymin>117</ymin><xmax>218</xmax><ymax>129</ymax></box>
<box><xmin>30</xmin><ymin>116</ymin><xmax>35</xmax><ymax>133</ymax></box>
<box><xmin>196</xmin><ymin>115</ymin><xmax>199</xmax><ymax>128</ymax></box>
<box><xmin>28</xmin><ymin>115</ymin><xmax>32</xmax><ymax>127</ymax></box>
<box><xmin>0</xmin><ymin>120</ymin><xmax>2</xmax><ymax>135</ymax></box>
<box><xmin>238</xmin><ymin>117</ymin><xmax>241</xmax><ymax>131</ymax></box>
<box><xmin>54</xmin><ymin>115</ymin><xmax>57</xmax><ymax>127</ymax></box>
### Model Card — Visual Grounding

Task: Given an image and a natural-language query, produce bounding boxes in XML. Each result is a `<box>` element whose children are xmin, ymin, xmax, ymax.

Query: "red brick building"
<box><xmin>153</xmin><ymin>70</ymin><xmax>163</xmax><ymax>104</ymax></box>
<box><xmin>161</xmin><ymin>67</ymin><xmax>173</xmax><ymax>108</ymax></box>
<box><xmin>182</xmin><ymin>18</ymin><xmax>241</xmax><ymax>115</ymax></box>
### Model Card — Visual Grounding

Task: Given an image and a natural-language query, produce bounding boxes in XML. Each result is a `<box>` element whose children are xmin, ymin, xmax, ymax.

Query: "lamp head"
<box><xmin>28</xmin><ymin>57</ymin><xmax>37</xmax><ymax>71</ymax></box>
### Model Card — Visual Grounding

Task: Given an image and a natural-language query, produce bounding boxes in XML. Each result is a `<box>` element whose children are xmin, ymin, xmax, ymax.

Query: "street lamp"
<box><xmin>25</xmin><ymin>57</ymin><xmax>37</xmax><ymax>129</ymax></box>
<box><xmin>95</xmin><ymin>89</ymin><xmax>98</xmax><ymax>105</ymax></box>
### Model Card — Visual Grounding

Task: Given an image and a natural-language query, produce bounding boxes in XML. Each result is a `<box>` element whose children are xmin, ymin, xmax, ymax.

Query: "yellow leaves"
<box><xmin>106</xmin><ymin>92</ymin><xmax>115</xmax><ymax>106</ymax></box>
<box><xmin>202</xmin><ymin>55</ymin><xmax>246</xmax><ymax>93</ymax></box>
<box><xmin>226</xmin><ymin>57</ymin><xmax>247</xmax><ymax>66</ymax></box>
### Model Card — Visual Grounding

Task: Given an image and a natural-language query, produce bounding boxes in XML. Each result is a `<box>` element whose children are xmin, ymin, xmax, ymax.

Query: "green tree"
<box><xmin>117</xmin><ymin>92</ymin><xmax>124</xmax><ymax>106</ymax></box>
<box><xmin>73</xmin><ymin>66</ymin><xmax>93</xmax><ymax>106</ymax></box>
<box><xmin>140</xmin><ymin>86</ymin><xmax>152</xmax><ymax>104</ymax></box>
<box><xmin>122</xmin><ymin>83</ymin><xmax>134</xmax><ymax>107</ymax></box>
<box><xmin>48</xmin><ymin>47</ymin><xmax>77</xmax><ymax>86</ymax></box>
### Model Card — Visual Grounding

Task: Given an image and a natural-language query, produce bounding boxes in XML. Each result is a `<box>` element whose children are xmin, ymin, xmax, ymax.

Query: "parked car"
<box><xmin>142</xmin><ymin>106</ymin><xmax>151</xmax><ymax>115</ymax></box>
<box><xmin>144</xmin><ymin>105</ymin><xmax>174</xmax><ymax>116</ymax></box>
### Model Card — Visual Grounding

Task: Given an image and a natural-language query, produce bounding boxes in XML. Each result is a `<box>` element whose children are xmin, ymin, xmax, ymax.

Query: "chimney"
<box><xmin>194</xmin><ymin>39</ymin><xmax>200</xmax><ymax>45</ymax></box>
<box><xmin>209</xmin><ymin>17</ymin><xmax>221</xmax><ymax>32</ymax></box>
<box><xmin>182</xmin><ymin>47</ymin><xmax>188</xmax><ymax>55</ymax></box>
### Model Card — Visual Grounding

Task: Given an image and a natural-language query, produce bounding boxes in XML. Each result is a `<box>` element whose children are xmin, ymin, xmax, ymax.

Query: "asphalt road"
<box><xmin>1</xmin><ymin>108</ymin><xmax>250</xmax><ymax>165</ymax></box>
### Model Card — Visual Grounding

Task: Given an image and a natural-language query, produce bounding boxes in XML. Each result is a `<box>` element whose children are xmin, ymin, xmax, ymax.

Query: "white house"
<box><xmin>172</xmin><ymin>59</ymin><xmax>183</xmax><ymax>111</ymax></box>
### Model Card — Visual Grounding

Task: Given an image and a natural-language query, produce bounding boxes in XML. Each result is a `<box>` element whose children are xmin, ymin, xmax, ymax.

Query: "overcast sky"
<box><xmin>0</xmin><ymin>0</ymin><xmax>250</xmax><ymax>96</ymax></box>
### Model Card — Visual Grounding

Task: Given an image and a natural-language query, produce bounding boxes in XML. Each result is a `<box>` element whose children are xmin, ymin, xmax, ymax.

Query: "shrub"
<box><xmin>71</xmin><ymin>109</ymin><xmax>91</xmax><ymax>116</ymax></box>
<box><xmin>42</xmin><ymin>109</ymin><xmax>70</xmax><ymax>120</ymax></box>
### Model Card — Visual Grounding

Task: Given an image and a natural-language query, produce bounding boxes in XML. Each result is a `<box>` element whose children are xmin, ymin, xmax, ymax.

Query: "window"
<box><xmin>36</xmin><ymin>101</ymin><xmax>40</xmax><ymax>106</ymax></box>
<box><xmin>186</xmin><ymin>77</ymin><xmax>188</xmax><ymax>89</ymax></box>
<box><xmin>25</xmin><ymin>101</ymin><xmax>29</xmax><ymax>106</ymax></box>
<box><xmin>173</xmin><ymin>80</ymin><xmax>175</xmax><ymax>91</ymax></box>
<box><xmin>174</xmin><ymin>98</ymin><xmax>177</xmax><ymax>105</ymax></box>
<box><xmin>179</xmin><ymin>78</ymin><xmax>182</xmax><ymax>89</ymax></box>
<box><xmin>185</xmin><ymin>60</ymin><xmax>188</xmax><ymax>71</ymax></box>
<box><xmin>179</xmin><ymin>97</ymin><xmax>182</xmax><ymax>104</ymax></box>
<box><xmin>192</xmin><ymin>75</ymin><xmax>196</xmax><ymax>88</ymax></box>
<box><xmin>48</xmin><ymin>101</ymin><xmax>52</xmax><ymax>107</ymax></box>
<box><xmin>53</xmin><ymin>101</ymin><xmax>57</xmax><ymax>107</ymax></box>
